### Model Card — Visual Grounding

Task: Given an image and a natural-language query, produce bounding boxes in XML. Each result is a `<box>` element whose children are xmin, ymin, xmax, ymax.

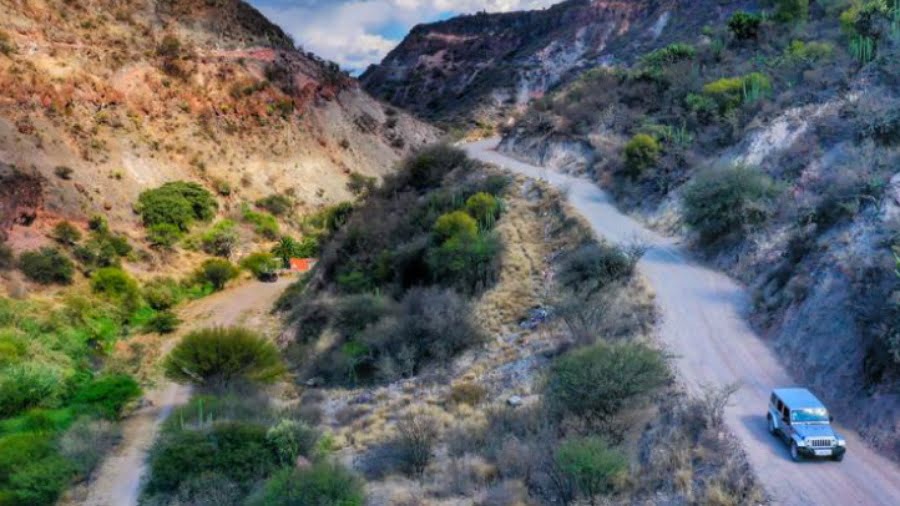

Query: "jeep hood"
<box><xmin>794</xmin><ymin>424</ymin><xmax>837</xmax><ymax>439</ymax></box>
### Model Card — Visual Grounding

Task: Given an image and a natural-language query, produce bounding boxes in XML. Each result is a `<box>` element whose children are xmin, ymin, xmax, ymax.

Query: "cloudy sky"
<box><xmin>249</xmin><ymin>1</ymin><xmax>560</xmax><ymax>73</ymax></box>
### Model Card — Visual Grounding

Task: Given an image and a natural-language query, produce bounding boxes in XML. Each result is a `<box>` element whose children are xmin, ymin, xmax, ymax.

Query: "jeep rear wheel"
<box><xmin>790</xmin><ymin>442</ymin><xmax>802</xmax><ymax>462</ymax></box>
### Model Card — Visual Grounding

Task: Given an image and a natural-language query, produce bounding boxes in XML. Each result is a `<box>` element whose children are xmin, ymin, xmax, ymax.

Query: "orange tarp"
<box><xmin>289</xmin><ymin>258</ymin><xmax>316</xmax><ymax>272</ymax></box>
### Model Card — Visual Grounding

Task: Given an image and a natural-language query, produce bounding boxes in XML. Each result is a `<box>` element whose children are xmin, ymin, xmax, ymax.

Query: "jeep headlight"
<box><xmin>837</xmin><ymin>439</ymin><xmax>846</xmax><ymax>446</ymax></box>
<box><xmin>796</xmin><ymin>439</ymin><xmax>806</xmax><ymax>447</ymax></box>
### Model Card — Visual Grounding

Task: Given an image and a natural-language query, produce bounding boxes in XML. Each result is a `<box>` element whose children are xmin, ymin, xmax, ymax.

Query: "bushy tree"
<box><xmin>728</xmin><ymin>11</ymin><xmax>763</xmax><ymax>40</ymax></box>
<box><xmin>556</xmin><ymin>437</ymin><xmax>626</xmax><ymax>505</ymax></box>
<box><xmin>137</xmin><ymin>181</ymin><xmax>217</xmax><ymax>231</ymax></box>
<box><xmin>143</xmin><ymin>277</ymin><xmax>183</xmax><ymax>310</ymax></box>
<box><xmin>557</xmin><ymin>242</ymin><xmax>640</xmax><ymax>294</ymax></box>
<box><xmin>682</xmin><ymin>165</ymin><xmax>779</xmax><ymax>244</ymax></box>
<box><xmin>196</xmin><ymin>259</ymin><xmax>239</xmax><ymax>290</ymax></box>
<box><xmin>266</xmin><ymin>419</ymin><xmax>319</xmax><ymax>466</ymax></box>
<box><xmin>623</xmin><ymin>133</ymin><xmax>660</xmax><ymax>179</ymax></box>
<box><xmin>399</xmin><ymin>144</ymin><xmax>470</xmax><ymax>190</ymax></box>
<box><xmin>163</xmin><ymin>327</ymin><xmax>285</xmax><ymax>387</ymax></box>
<box><xmin>545</xmin><ymin>342</ymin><xmax>670</xmax><ymax>425</ymax></box>
<box><xmin>18</xmin><ymin>247</ymin><xmax>74</xmax><ymax>284</ymax></box>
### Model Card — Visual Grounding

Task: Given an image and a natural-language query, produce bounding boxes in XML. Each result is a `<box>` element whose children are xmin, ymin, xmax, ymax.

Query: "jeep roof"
<box><xmin>772</xmin><ymin>388</ymin><xmax>826</xmax><ymax>410</ymax></box>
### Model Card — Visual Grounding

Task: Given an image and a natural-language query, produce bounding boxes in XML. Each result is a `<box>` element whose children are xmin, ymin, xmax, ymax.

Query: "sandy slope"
<box><xmin>466</xmin><ymin>138</ymin><xmax>900</xmax><ymax>506</ymax></box>
<box><xmin>77</xmin><ymin>276</ymin><xmax>295</xmax><ymax>506</ymax></box>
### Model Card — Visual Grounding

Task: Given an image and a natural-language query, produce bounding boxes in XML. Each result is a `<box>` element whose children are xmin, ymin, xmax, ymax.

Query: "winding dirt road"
<box><xmin>78</xmin><ymin>276</ymin><xmax>295</xmax><ymax>506</ymax></box>
<box><xmin>466</xmin><ymin>138</ymin><xmax>900</xmax><ymax>506</ymax></box>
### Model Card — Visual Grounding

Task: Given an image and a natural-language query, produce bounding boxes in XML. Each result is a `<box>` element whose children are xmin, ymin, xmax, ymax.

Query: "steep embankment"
<box><xmin>0</xmin><ymin>0</ymin><xmax>436</xmax><ymax>269</ymax></box>
<box><xmin>466</xmin><ymin>138</ymin><xmax>900</xmax><ymax>506</ymax></box>
<box><xmin>361</xmin><ymin>0</ymin><xmax>754</xmax><ymax>127</ymax></box>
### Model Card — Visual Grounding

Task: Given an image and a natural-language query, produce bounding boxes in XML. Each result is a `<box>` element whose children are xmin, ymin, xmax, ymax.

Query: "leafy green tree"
<box><xmin>271</xmin><ymin>236</ymin><xmax>318</xmax><ymax>267</ymax></box>
<box><xmin>623</xmin><ymin>134</ymin><xmax>660</xmax><ymax>179</ymax></box>
<box><xmin>196</xmin><ymin>259</ymin><xmax>239</xmax><ymax>291</ymax></box>
<box><xmin>18</xmin><ymin>247</ymin><xmax>74</xmax><ymax>285</ymax></box>
<box><xmin>556</xmin><ymin>437</ymin><xmax>626</xmax><ymax>505</ymax></box>
<box><xmin>545</xmin><ymin>342</ymin><xmax>670</xmax><ymax>425</ymax></box>
<box><xmin>682</xmin><ymin>165</ymin><xmax>779</xmax><ymax>244</ymax></box>
<box><xmin>163</xmin><ymin>327</ymin><xmax>285</xmax><ymax>387</ymax></box>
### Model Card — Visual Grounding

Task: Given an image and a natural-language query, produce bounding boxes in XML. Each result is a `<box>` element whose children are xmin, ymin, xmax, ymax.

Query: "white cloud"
<box><xmin>252</xmin><ymin>0</ymin><xmax>560</xmax><ymax>72</ymax></box>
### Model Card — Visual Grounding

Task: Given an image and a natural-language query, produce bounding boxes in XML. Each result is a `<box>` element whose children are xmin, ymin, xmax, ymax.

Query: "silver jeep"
<box><xmin>767</xmin><ymin>388</ymin><xmax>846</xmax><ymax>462</ymax></box>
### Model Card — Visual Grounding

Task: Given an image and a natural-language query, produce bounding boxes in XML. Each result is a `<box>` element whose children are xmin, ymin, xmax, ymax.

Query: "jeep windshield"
<box><xmin>791</xmin><ymin>408</ymin><xmax>829</xmax><ymax>424</ymax></box>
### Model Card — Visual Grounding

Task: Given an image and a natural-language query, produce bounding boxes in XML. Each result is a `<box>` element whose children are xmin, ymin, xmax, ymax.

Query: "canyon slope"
<box><xmin>361</xmin><ymin>0</ymin><xmax>753</xmax><ymax>127</ymax></box>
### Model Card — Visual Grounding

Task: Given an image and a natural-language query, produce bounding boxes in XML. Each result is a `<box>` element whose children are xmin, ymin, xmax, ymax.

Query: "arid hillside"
<box><xmin>361</xmin><ymin>0</ymin><xmax>755</xmax><ymax>128</ymax></box>
<box><xmin>0</xmin><ymin>0</ymin><xmax>436</xmax><ymax>264</ymax></box>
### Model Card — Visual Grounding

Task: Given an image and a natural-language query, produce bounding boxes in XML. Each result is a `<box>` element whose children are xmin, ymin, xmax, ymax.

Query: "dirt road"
<box><xmin>79</xmin><ymin>276</ymin><xmax>295</xmax><ymax>506</ymax></box>
<box><xmin>466</xmin><ymin>138</ymin><xmax>900</xmax><ymax>506</ymax></box>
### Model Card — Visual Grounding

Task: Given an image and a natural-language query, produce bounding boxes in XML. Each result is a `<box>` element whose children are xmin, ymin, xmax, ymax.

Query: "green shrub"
<box><xmin>143</xmin><ymin>277</ymin><xmax>183</xmax><ymax>310</ymax></box>
<box><xmin>399</xmin><ymin>144</ymin><xmax>470</xmax><ymax>190</ymax></box>
<box><xmin>556</xmin><ymin>437</ymin><xmax>627</xmax><ymax>501</ymax></box>
<box><xmin>545</xmin><ymin>342</ymin><xmax>670</xmax><ymax>425</ymax></box>
<box><xmin>336</xmin><ymin>269</ymin><xmax>373</xmax><ymax>293</ymax></box>
<box><xmin>427</xmin><ymin>232</ymin><xmax>501</xmax><ymax>294</ymax></box>
<box><xmin>702</xmin><ymin>73</ymin><xmax>771</xmax><ymax>113</ymax></box>
<box><xmin>249</xmin><ymin>462</ymin><xmax>364</xmax><ymax>506</ymax></box>
<box><xmin>774</xmin><ymin>0</ymin><xmax>809</xmax><ymax>22</ymax></box>
<box><xmin>682</xmin><ymin>166</ymin><xmax>779</xmax><ymax>244</ymax></box>
<box><xmin>240</xmin><ymin>252</ymin><xmax>281</xmax><ymax>279</ymax></box>
<box><xmin>728</xmin><ymin>11</ymin><xmax>763</xmax><ymax>40</ymax></box>
<box><xmin>91</xmin><ymin>267</ymin><xmax>141</xmax><ymax>305</ymax></box>
<box><xmin>271</xmin><ymin>236</ymin><xmax>318</xmax><ymax>267</ymax></box>
<box><xmin>434</xmin><ymin>210</ymin><xmax>478</xmax><ymax>242</ymax></box>
<box><xmin>146</xmin><ymin>422</ymin><xmax>276</xmax><ymax>494</ymax></box>
<box><xmin>242</xmin><ymin>206</ymin><xmax>279</xmax><ymax>240</ymax></box>
<box><xmin>558</xmin><ymin>242</ymin><xmax>640</xmax><ymax>294</ymax></box>
<box><xmin>465</xmin><ymin>192</ymin><xmax>501</xmax><ymax>227</ymax></box>
<box><xmin>163</xmin><ymin>327</ymin><xmax>285</xmax><ymax>387</ymax></box>
<box><xmin>623</xmin><ymin>133</ymin><xmax>660</xmax><ymax>179</ymax></box>
<box><xmin>51</xmin><ymin>221</ymin><xmax>82</xmax><ymax>246</ymax></box>
<box><xmin>18</xmin><ymin>247</ymin><xmax>74</xmax><ymax>284</ymax></box>
<box><xmin>196</xmin><ymin>259</ymin><xmax>239</xmax><ymax>290</ymax></box>
<box><xmin>201</xmin><ymin>220</ymin><xmax>239</xmax><ymax>258</ymax></box>
<box><xmin>685</xmin><ymin>93</ymin><xmax>718</xmax><ymax>123</ymax></box>
<box><xmin>137</xmin><ymin>181</ymin><xmax>217</xmax><ymax>231</ymax></box>
<box><xmin>72</xmin><ymin>374</ymin><xmax>141</xmax><ymax>419</ymax></box>
<box><xmin>639</xmin><ymin>43</ymin><xmax>696</xmax><ymax>68</ymax></box>
<box><xmin>147</xmin><ymin>223</ymin><xmax>183</xmax><ymax>249</ymax></box>
<box><xmin>72</xmin><ymin>229</ymin><xmax>131</xmax><ymax>272</ymax></box>
<box><xmin>304</xmin><ymin>202</ymin><xmax>354</xmax><ymax>237</ymax></box>
<box><xmin>0</xmin><ymin>364</ymin><xmax>66</xmax><ymax>416</ymax></box>
<box><xmin>4</xmin><ymin>455</ymin><xmax>73</xmax><ymax>505</ymax></box>
<box><xmin>786</xmin><ymin>40</ymin><xmax>835</xmax><ymax>61</ymax></box>
<box><xmin>266</xmin><ymin>419</ymin><xmax>319</xmax><ymax>466</ymax></box>
<box><xmin>255</xmin><ymin>194</ymin><xmax>293</xmax><ymax>216</ymax></box>
<box><xmin>144</xmin><ymin>311</ymin><xmax>181</xmax><ymax>334</ymax></box>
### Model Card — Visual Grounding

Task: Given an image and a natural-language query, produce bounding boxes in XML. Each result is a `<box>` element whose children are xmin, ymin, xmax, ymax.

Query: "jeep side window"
<box><xmin>781</xmin><ymin>406</ymin><xmax>790</xmax><ymax>422</ymax></box>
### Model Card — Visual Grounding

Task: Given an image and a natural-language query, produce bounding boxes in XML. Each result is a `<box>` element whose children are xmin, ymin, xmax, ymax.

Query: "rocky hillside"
<box><xmin>0</xmin><ymin>0</ymin><xmax>436</xmax><ymax>264</ymax></box>
<box><xmin>499</xmin><ymin>0</ymin><xmax>900</xmax><ymax>461</ymax></box>
<box><xmin>361</xmin><ymin>0</ymin><xmax>754</xmax><ymax>128</ymax></box>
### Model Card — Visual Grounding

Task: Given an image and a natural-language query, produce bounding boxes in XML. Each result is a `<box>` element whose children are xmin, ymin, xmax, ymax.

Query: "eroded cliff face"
<box><xmin>361</xmin><ymin>0</ymin><xmax>752</xmax><ymax>127</ymax></box>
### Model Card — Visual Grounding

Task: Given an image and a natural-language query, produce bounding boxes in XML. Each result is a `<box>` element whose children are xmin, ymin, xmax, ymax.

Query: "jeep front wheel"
<box><xmin>790</xmin><ymin>442</ymin><xmax>802</xmax><ymax>462</ymax></box>
<box><xmin>832</xmin><ymin>452</ymin><xmax>844</xmax><ymax>462</ymax></box>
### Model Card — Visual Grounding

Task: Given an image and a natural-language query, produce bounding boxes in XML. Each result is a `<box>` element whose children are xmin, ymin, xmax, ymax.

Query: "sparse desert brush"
<box><xmin>449</xmin><ymin>382</ymin><xmax>488</xmax><ymax>406</ymax></box>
